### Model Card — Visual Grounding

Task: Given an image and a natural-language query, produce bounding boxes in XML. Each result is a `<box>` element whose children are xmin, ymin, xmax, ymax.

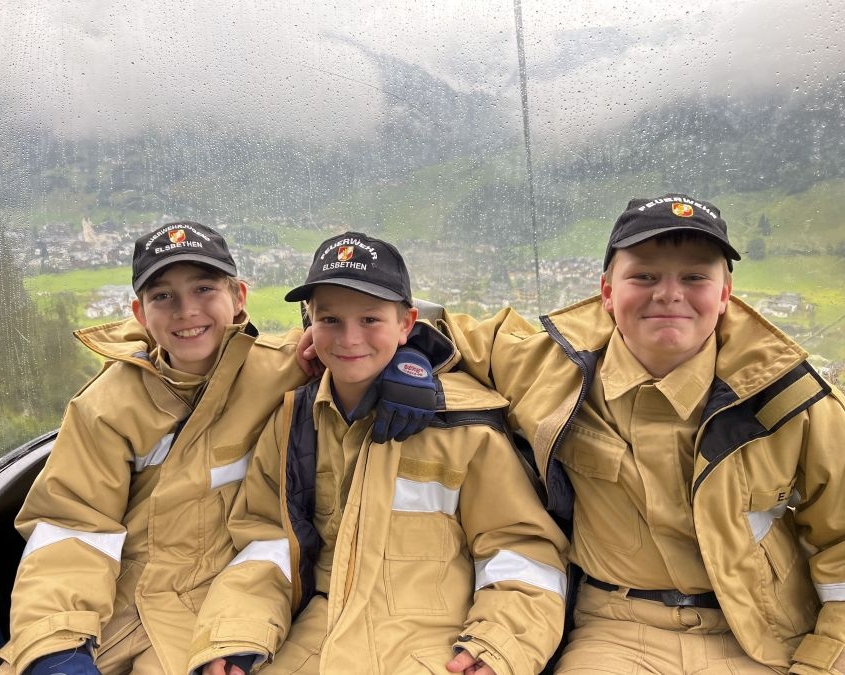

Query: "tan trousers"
<box><xmin>95</xmin><ymin>622</ymin><xmax>163</xmax><ymax>675</ymax></box>
<box><xmin>554</xmin><ymin>582</ymin><xmax>780</xmax><ymax>674</ymax></box>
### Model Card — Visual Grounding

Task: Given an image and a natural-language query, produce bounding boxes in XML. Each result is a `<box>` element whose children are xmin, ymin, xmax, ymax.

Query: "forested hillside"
<box><xmin>2</xmin><ymin>72</ymin><xmax>843</xmax><ymax>240</ymax></box>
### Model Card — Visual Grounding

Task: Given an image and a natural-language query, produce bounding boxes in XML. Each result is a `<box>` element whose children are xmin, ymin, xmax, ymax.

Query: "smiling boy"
<box><xmin>309</xmin><ymin>284</ymin><xmax>414</xmax><ymax>412</ymax></box>
<box><xmin>379</xmin><ymin>195</ymin><xmax>845</xmax><ymax>674</ymax></box>
<box><xmin>188</xmin><ymin>231</ymin><xmax>568</xmax><ymax>675</ymax></box>
<box><xmin>600</xmin><ymin>231</ymin><xmax>731</xmax><ymax>378</ymax></box>
<box><xmin>133</xmin><ymin>259</ymin><xmax>246</xmax><ymax>375</ymax></box>
<box><xmin>0</xmin><ymin>222</ymin><xmax>312</xmax><ymax>675</ymax></box>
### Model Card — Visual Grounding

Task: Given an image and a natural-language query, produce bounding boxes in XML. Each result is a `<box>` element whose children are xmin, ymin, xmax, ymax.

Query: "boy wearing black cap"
<box><xmin>1</xmin><ymin>223</ymin><xmax>430</xmax><ymax>675</ymax></box>
<box><xmin>0</xmin><ymin>222</ymin><xmax>310</xmax><ymax>675</ymax></box>
<box><xmin>370</xmin><ymin>195</ymin><xmax>845</xmax><ymax>674</ymax></box>
<box><xmin>188</xmin><ymin>232</ymin><xmax>568</xmax><ymax>675</ymax></box>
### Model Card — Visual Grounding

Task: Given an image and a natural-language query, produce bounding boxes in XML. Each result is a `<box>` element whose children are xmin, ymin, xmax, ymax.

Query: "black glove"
<box><xmin>351</xmin><ymin>347</ymin><xmax>437</xmax><ymax>443</ymax></box>
<box><xmin>26</xmin><ymin>649</ymin><xmax>100</xmax><ymax>675</ymax></box>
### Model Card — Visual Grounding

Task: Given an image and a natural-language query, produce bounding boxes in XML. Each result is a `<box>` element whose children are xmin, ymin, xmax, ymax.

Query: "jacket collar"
<box><xmin>407</xmin><ymin>320</ymin><xmax>460</xmax><ymax>374</ymax></box>
<box><xmin>601</xmin><ymin>329</ymin><xmax>716</xmax><ymax>421</ymax></box>
<box><xmin>73</xmin><ymin>313</ymin><xmax>255</xmax><ymax>371</ymax></box>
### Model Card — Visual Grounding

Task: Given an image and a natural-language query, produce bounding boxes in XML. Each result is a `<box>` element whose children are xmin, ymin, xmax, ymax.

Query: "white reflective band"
<box><xmin>392</xmin><ymin>477</ymin><xmax>459</xmax><ymax>514</ymax></box>
<box><xmin>22</xmin><ymin>522</ymin><xmax>126</xmax><ymax>562</ymax></box>
<box><xmin>228</xmin><ymin>539</ymin><xmax>292</xmax><ymax>581</ymax></box>
<box><xmin>210</xmin><ymin>452</ymin><xmax>251</xmax><ymax>489</ymax></box>
<box><xmin>134</xmin><ymin>433</ymin><xmax>175</xmax><ymax>472</ymax></box>
<box><xmin>816</xmin><ymin>582</ymin><xmax>845</xmax><ymax>603</ymax></box>
<box><xmin>746</xmin><ymin>502</ymin><xmax>789</xmax><ymax>543</ymax></box>
<box><xmin>474</xmin><ymin>549</ymin><xmax>567</xmax><ymax>597</ymax></box>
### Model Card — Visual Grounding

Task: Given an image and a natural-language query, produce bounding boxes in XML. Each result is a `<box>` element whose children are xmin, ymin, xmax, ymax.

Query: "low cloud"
<box><xmin>1</xmin><ymin>0</ymin><xmax>841</xmax><ymax>143</ymax></box>
<box><xmin>526</xmin><ymin>0</ymin><xmax>844</xmax><ymax>144</ymax></box>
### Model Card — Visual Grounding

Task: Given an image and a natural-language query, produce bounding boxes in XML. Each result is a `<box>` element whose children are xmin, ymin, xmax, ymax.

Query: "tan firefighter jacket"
<box><xmin>438</xmin><ymin>296</ymin><xmax>845</xmax><ymax>675</ymax></box>
<box><xmin>188</xmin><ymin>322</ymin><xmax>568</xmax><ymax>675</ymax></box>
<box><xmin>0</xmin><ymin>315</ymin><xmax>307</xmax><ymax>675</ymax></box>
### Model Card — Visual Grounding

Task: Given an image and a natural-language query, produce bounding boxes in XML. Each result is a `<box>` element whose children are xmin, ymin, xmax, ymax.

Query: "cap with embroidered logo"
<box><xmin>604</xmin><ymin>194</ymin><xmax>741</xmax><ymax>271</ymax></box>
<box><xmin>132</xmin><ymin>221</ymin><xmax>237</xmax><ymax>293</ymax></box>
<box><xmin>285</xmin><ymin>231</ymin><xmax>412</xmax><ymax>305</ymax></box>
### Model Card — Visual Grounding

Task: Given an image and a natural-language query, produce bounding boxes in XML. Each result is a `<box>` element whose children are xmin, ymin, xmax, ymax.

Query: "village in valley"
<box><xmin>12</xmin><ymin>218</ymin><xmax>602</xmax><ymax>318</ymax></box>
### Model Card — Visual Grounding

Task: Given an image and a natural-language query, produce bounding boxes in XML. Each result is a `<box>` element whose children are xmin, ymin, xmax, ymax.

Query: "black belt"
<box><xmin>585</xmin><ymin>576</ymin><xmax>720</xmax><ymax>609</ymax></box>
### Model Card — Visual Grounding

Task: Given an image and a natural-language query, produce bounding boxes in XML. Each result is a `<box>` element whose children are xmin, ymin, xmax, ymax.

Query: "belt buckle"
<box><xmin>660</xmin><ymin>590</ymin><xmax>695</xmax><ymax>607</ymax></box>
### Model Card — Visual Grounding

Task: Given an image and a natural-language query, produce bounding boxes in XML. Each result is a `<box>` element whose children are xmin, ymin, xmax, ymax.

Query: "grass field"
<box><xmin>25</xmin><ymin>267</ymin><xmax>130</xmax><ymax>293</ymax></box>
<box><xmin>733</xmin><ymin>256</ymin><xmax>845</xmax><ymax>324</ymax></box>
<box><xmin>246</xmin><ymin>286</ymin><xmax>307</xmax><ymax>331</ymax></box>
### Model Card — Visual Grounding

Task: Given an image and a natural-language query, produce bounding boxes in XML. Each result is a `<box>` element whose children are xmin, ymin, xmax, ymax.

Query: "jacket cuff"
<box><xmin>791</xmin><ymin>634</ymin><xmax>845</xmax><ymax>674</ymax></box>
<box><xmin>0</xmin><ymin>612</ymin><xmax>100</xmax><ymax>674</ymax></box>
<box><xmin>188</xmin><ymin>619</ymin><xmax>280</xmax><ymax>673</ymax></box>
<box><xmin>452</xmin><ymin>620</ymin><xmax>531</xmax><ymax>675</ymax></box>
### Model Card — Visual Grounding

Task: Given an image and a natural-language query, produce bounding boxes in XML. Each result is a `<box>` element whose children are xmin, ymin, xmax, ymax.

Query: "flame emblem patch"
<box><xmin>672</xmin><ymin>203</ymin><xmax>694</xmax><ymax>218</ymax></box>
<box><xmin>168</xmin><ymin>229</ymin><xmax>186</xmax><ymax>243</ymax></box>
<box><xmin>337</xmin><ymin>246</ymin><xmax>354</xmax><ymax>261</ymax></box>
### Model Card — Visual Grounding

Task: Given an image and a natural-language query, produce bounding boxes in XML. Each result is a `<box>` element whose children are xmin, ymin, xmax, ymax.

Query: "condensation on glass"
<box><xmin>1</xmin><ymin>0</ymin><xmax>843</xmax><ymax>451</ymax></box>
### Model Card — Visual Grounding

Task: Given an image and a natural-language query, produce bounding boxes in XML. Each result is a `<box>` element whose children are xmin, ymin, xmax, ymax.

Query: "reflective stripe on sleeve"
<box><xmin>474</xmin><ymin>549</ymin><xmax>567</xmax><ymax>597</ymax></box>
<box><xmin>134</xmin><ymin>433</ymin><xmax>175</xmax><ymax>472</ymax></box>
<box><xmin>22</xmin><ymin>522</ymin><xmax>126</xmax><ymax>562</ymax></box>
<box><xmin>816</xmin><ymin>582</ymin><xmax>845</xmax><ymax>602</ymax></box>
<box><xmin>228</xmin><ymin>539</ymin><xmax>292</xmax><ymax>581</ymax></box>
<box><xmin>392</xmin><ymin>477</ymin><xmax>459</xmax><ymax>515</ymax></box>
<box><xmin>210</xmin><ymin>452</ymin><xmax>251</xmax><ymax>490</ymax></box>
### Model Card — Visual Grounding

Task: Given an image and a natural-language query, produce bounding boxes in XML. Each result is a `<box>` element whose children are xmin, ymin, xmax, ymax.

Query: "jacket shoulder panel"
<box><xmin>254</xmin><ymin>327</ymin><xmax>304</xmax><ymax>351</ymax></box>
<box><xmin>715</xmin><ymin>297</ymin><xmax>808</xmax><ymax>397</ymax></box>
<box><xmin>437</xmin><ymin>371</ymin><xmax>508</xmax><ymax>411</ymax></box>
<box><xmin>694</xmin><ymin>361</ymin><xmax>831</xmax><ymax>493</ymax></box>
<box><xmin>408</xmin><ymin>321</ymin><xmax>459</xmax><ymax>373</ymax></box>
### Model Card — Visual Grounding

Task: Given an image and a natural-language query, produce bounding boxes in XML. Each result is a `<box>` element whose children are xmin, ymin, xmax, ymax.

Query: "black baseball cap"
<box><xmin>603</xmin><ymin>194</ymin><xmax>741</xmax><ymax>271</ymax></box>
<box><xmin>285</xmin><ymin>231</ymin><xmax>412</xmax><ymax>305</ymax></box>
<box><xmin>132</xmin><ymin>221</ymin><xmax>237</xmax><ymax>293</ymax></box>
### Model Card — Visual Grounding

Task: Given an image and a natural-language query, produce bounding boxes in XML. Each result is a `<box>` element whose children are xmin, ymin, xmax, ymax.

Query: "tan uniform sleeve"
<box><xmin>187</xmin><ymin>405</ymin><xmax>295</xmax><ymax>673</ymax></box>
<box><xmin>451</xmin><ymin>423</ymin><xmax>567</xmax><ymax>674</ymax></box>
<box><xmin>442</xmin><ymin>308</ymin><xmax>538</xmax><ymax>389</ymax></box>
<box><xmin>789</xmin><ymin>390</ymin><xmax>845</xmax><ymax>674</ymax></box>
<box><xmin>1</xmin><ymin>392</ymin><xmax>132</xmax><ymax>672</ymax></box>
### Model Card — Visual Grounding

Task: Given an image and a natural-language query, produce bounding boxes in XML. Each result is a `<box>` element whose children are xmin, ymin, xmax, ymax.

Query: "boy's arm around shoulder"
<box><xmin>188</xmin><ymin>400</ymin><xmax>298</xmax><ymax>674</ymax></box>
<box><xmin>250</xmin><ymin>326</ymin><xmax>309</xmax><ymax>390</ymax></box>
<box><xmin>789</xmin><ymin>387</ymin><xmax>845</xmax><ymax>675</ymax></box>
<box><xmin>440</xmin><ymin>307</ymin><xmax>539</xmax><ymax>391</ymax></box>
<box><xmin>440</xmin><ymin>374</ymin><xmax>568</xmax><ymax>675</ymax></box>
<box><xmin>441</xmin><ymin>307</ymin><xmax>576</xmax><ymax>438</ymax></box>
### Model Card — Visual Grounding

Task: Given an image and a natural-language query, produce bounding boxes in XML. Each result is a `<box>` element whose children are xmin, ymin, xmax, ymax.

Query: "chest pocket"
<box><xmin>560</xmin><ymin>423</ymin><xmax>642</xmax><ymax>555</ymax></box>
<box><xmin>384</xmin><ymin>513</ymin><xmax>467</xmax><ymax>615</ymax></box>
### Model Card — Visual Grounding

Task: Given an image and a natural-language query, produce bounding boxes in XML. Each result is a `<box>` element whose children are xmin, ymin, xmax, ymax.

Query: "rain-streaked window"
<box><xmin>2</xmin><ymin>0</ymin><xmax>843</xmax><ymax>454</ymax></box>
